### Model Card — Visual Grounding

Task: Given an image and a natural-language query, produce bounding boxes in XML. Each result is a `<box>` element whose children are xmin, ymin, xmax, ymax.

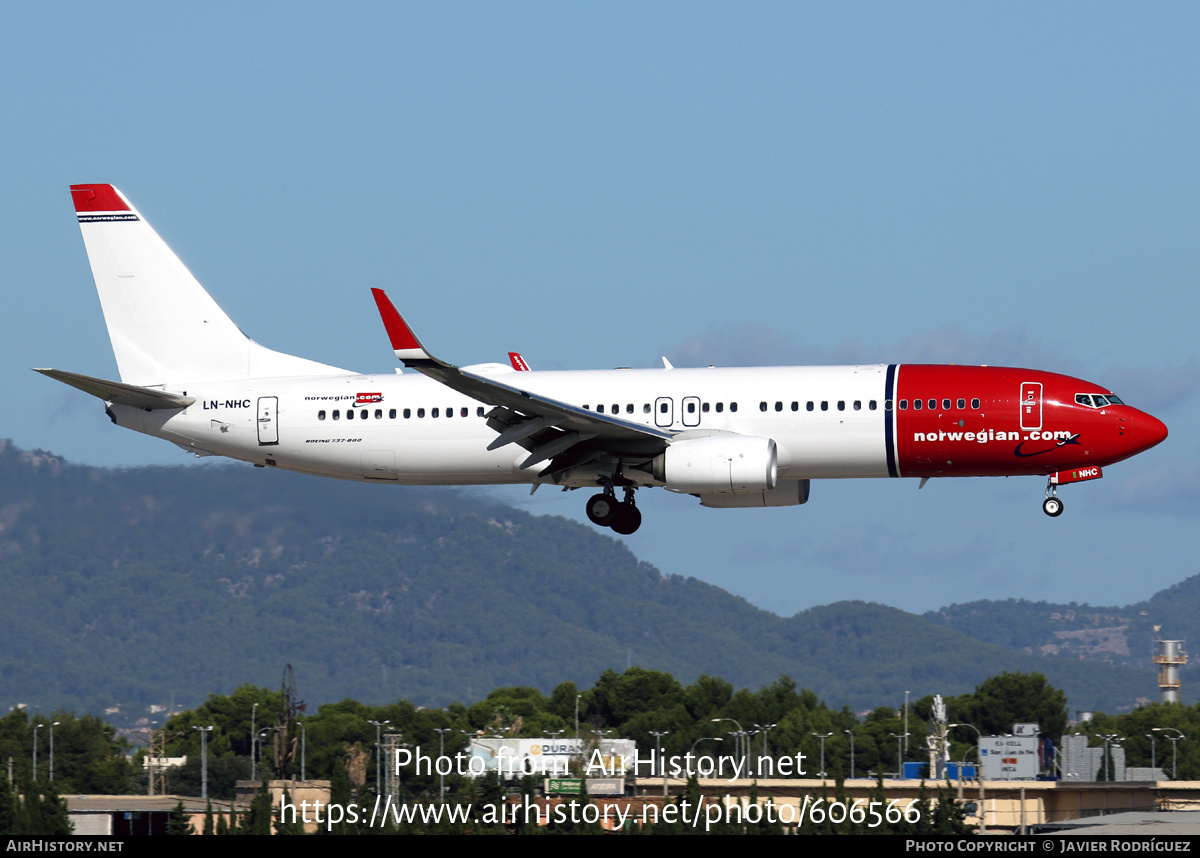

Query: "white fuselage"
<box><xmin>115</xmin><ymin>364</ymin><xmax>893</xmax><ymax>486</ymax></box>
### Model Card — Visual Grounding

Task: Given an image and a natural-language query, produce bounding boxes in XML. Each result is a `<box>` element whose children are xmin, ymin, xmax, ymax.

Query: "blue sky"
<box><xmin>3</xmin><ymin>3</ymin><xmax>1196</xmax><ymax>620</ymax></box>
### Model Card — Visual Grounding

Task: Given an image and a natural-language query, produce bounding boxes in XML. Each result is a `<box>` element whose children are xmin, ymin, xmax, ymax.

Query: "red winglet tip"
<box><xmin>371</xmin><ymin>289</ymin><xmax>421</xmax><ymax>352</ymax></box>
<box><xmin>70</xmin><ymin>184</ymin><xmax>130</xmax><ymax>213</ymax></box>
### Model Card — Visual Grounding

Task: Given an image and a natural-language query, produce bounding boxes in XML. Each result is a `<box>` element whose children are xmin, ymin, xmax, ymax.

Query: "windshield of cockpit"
<box><xmin>1075</xmin><ymin>393</ymin><xmax>1124</xmax><ymax>407</ymax></box>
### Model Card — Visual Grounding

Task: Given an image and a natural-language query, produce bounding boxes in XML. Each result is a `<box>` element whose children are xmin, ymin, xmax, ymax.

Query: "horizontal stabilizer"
<box><xmin>34</xmin><ymin>368</ymin><xmax>195</xmax><ymax>410</ymax></box>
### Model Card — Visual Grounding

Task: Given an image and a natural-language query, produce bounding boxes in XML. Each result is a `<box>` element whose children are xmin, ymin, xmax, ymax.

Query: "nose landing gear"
<box><xmin>1043</xmin><ymin>480</ymin><xmax>1064</xmax><ymax>517</ymax></box>
<box><xmin>586</xmin><ymin>486</ymin><xmax>642</xmax><ymax>534</ymax></box>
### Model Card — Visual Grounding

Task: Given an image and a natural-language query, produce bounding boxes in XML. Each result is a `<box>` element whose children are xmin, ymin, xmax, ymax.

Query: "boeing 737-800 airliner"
<box><xmin>39</xmin><ymin>184</ymin><xmax>1168</xmax><ymax>535</ymax></box>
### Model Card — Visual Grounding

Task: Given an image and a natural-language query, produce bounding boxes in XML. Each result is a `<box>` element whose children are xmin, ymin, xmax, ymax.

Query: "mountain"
<box><xmin>0</xmin><ymin>441</ymin><xmax>1158</xmax><ymax>719</ymax></box>
<box><xmin>926</xmin><ymin>576</ymin><xmax>1200</xmax><ymax>710</ymax></box>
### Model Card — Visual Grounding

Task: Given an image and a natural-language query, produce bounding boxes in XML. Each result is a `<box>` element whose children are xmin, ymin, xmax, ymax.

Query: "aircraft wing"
<box><xmin>371</xmin><ymin>289</ymin><xmax>671</xmax><ymax>476</ymax></box>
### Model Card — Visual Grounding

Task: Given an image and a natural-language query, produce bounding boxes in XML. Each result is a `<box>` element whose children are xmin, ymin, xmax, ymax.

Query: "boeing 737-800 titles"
<box><xmin>40</xmin><ymin>184</ymin><xmax>1168</xmax><ymax>535</ymax></box>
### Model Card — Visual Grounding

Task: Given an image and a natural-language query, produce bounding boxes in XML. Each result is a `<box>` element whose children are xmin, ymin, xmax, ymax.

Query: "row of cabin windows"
<box><xmin>895</xmin><ymin>398</ymin><xmax>981</xmax><ymax>411</ymax></box>
<box><xmin>760</xmin><ymin>399</ymin><xmax>879</xmax><ymax>413</ymax></box>
<box><xmin>583</xmin><ymin>402</ymin><xmax>742</xmax><ymax>414</ymax></box>
<box><xmin>318</xmin><ymin>406</ymin><xmax>487</xmax><ymax>420</ymax></box>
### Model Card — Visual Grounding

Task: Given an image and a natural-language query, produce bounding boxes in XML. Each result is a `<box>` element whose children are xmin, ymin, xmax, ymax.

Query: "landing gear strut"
<box><xmin>586</xmin><ymin>486</ymin><xmax>642</xmax><ymax>534</ymax></box>
<box><xmin>1043</xmin><ymin>481</ymin><xmax>1064</xmax><ymax>517</ymax></box>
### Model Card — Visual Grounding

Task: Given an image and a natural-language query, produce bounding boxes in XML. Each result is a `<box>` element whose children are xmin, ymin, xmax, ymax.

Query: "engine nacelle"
<box><xmin>652</xmin><ymin>433</ymin><xmax>778</xmax><ymax>494</ymax></box>
<box><xmin>699</xmin><ymin>479</ymin><xmax>810</xmax><ymax>508</ymax></box>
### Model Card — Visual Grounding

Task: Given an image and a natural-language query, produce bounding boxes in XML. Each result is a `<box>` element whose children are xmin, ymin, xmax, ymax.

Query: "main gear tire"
<box><xmin>586</xmin><ymin>493</ymin><xmax>619</xmax><ymax>526</ymax></box>
<box><xmin>610</xmin><ymin>503</ymin><xmax>642</xmax><ymax>535</ymax></box>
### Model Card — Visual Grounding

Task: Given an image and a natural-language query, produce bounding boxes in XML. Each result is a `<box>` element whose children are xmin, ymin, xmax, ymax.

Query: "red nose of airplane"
<box><xmin>1128</xmin><ymin>409</ymin><xmax>1168</xmax><ymax>454</ymax></box>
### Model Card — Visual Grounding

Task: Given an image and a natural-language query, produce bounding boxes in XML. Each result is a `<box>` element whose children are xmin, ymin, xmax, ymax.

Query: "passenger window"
<box><xmin>361</xmin><ymin>410</ymin><xmax>368</xmax><ymax>420</ymax></box>
<box><xmin>389</xmin><ymin>409</ymin><xmax>397</xmax><ymax>418</ymax></box>
<box><xmin>760</xmin><ymin>402</ymin><xmax>768</xmax><ymax>412</ymax></box>
<box><xmin>318</xmin><ymin>410</ymin><xmax>326</xmax><ymax>420</ymax></box>
<box><xmin>626</xmin><ymin>404</ymin><xmax>634</xmax><ymax>414</ymax></box>
<box><xmin>716</xmin><ymin>402</ymin><xmax>724</xmax><ymax>413</ymax></box>
<box><xmin>913</xmin><ymin>400</ymin><xmax>922</xmax><ymax>410</ymax></box>
<box><xmin>477</xmin><ymin>407</ymin><xmax>485</xmax><ymax>417</ymax></box>
<box><xmin>806</xmin><ymin>401</ymin><xmax>814</xmax><ymax>412</ymax></box>
<box><xmin>775</xmin><ymin>401</ymin><xmax>783</xmax><ymax>412</ymax></box>
<box><xmin>837</xmin><ymin>401</ymin><xmax>845</xmax><ymax>411</ymax></box>
<box><xmin>611</xmin><ymin>404</ymin><xmax>619</xmax><ymax>414</ymax></box>
<box><xmin>791</xmin><ymin>401</ymin><xmax>798</xmax><ymax>411</ymax></box>
<box><xmin>347</xmin><ymin>409</ymin><xmax>355</xmax><ymax>420</ymax></box>
<box><xmin>687</xmin><ymin>402</ymin><xmax>696</xmax><ymax>413</ymax></box>
<box><xmin>702</xmin><ymin>402</ymin><xmax>710</xmax><ymax>413</ymax></box>
<box><xmin>643</xmin><ymin>404</ymin><xmax>651</xmax><ymax>414</ymax></box>
<box><xmin>597</xmin><ymin>404</ymin><xmax>605</xmax><ymax>414</ymax></box>
<box><xmin>885</xmin><ymin>400</ymin><xmax>893</xmax><ymax>411</ymax></box>
<box><xmin>417</xmin><ymin>408</ymin><xmax>425</xmax><ymax>418</ymax></box>
<box><xmin>899</xmin><ymin>400</ymin><xmax>907</xmax><ymax>410</ymax></box>
<box><xmin>730</xmin><ymin>402</ymin><xmax>738</xmax><ymax>412</ymax></box>
<box><xmin>432</xmin><ymin>408</ymin><xmax>439</xmax><ymax>418</ymax></box>
<box><xmin>445</xmin><ymin>407</ymin><xmax>452</xmax><ymax>417</ymax></box>
<box><xmin>971</xmin><ymin>398</ymin><xmax>980</xmax><ymax>409</ymax></box>
<box><xmin>333</xmin><ymin>410</ymin><xmax>340</xmax><ymax>420</ymax></box>
<box><xmin>820</xmin><ymin>401</ymin><xmax>828</xmax><ymax>411</ymax></box>
<box><xmin>869</xmin><ymin>400</ymin><xmax>877</xmax><ymax>410</ymax></box>
<box><xmin>461</xmin><ymin>407</ymin><xmax>468</xmax><ymax>417</ymax></box>
<box><xmin>956</xmin><ymin>399</ymin><xmax>964</xmax><ymax>410</ymax></box>
<box><xmin>853</xmin><ymin>400</ymin><xmax>861</xmax><ymax>411</ymax></box>
<box><xmin>942</xmin><ymin>399</ymin><xmax>951</xmax><ymax>410</ymax></box>
<box><xmin>928</xmin><ymin>399</ymin><xmax>937</xmax><ymax>410</ymax></box>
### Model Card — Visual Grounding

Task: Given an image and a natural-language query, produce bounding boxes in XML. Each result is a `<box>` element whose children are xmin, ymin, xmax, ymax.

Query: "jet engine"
<box><xmin>647</xmin><ymin>433</ymin><xmax>778</xmax><ymax>494</ymax></box>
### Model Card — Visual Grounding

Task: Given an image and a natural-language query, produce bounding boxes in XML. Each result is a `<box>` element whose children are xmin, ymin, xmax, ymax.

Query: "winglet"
<box><xmin>508</xmin><ymin>352</ymin><xmax>531</xmax><ymax>371</ymax></box>
<box><xmin>371</xmin><ymin>289</ymin><xmax>431</xmax><ymax>362</ymax></box>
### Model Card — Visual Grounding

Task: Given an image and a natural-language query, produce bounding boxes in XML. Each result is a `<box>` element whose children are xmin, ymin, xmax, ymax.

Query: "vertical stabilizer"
<box><xmin>71</xmin><ymin>184</ymin><xmax>348</xmax><ymax>386</ymax></box>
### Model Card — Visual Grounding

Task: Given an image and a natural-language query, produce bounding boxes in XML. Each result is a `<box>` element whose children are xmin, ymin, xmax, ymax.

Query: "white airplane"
<box><xmin>40</xmin><ymin>184</ymin><xmax>1168</xmax><ymax>535</ymax></box>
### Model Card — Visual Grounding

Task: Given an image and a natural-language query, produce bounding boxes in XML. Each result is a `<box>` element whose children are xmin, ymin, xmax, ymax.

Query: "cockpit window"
<box><xmin>1076</xmin><ymin>393</ymin><xmax>1122</xmax><ymax>408</ymax></box>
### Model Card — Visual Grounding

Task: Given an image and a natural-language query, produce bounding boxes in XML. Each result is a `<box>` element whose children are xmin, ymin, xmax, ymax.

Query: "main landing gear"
<box><xmin>586</xmin><ymin>487</ymin><xmax>642</xmax><ymax>535</ymax></box>
<box><xmin>1043</xmin><ymin>481</ymin><xmax>1064</xmax><ymax>517</ymax></box>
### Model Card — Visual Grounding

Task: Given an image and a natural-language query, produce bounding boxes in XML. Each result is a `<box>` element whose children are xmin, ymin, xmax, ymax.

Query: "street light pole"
<box><xmin>193</xmin><ymin>726</ymin><xmax>213</xmax><ymax>800</ymax></box>
<box><xmin>813</xmin><ymin>732</ymin><xmax>833</xmax><ymax>779</ymax></box>
<box><xmin>711</xmin><ymin>718</ymin><xmax>746</xmax><ymax>772</ymax></box>
<box><xmin>434</xmin><ymin>728</ymin><xmax>452</xmax><ymax>802</ymax></box>
<box><xmin>844</xmin><ymin>729</ymin><xmax>856</xmax><ymax>779</ymax></box>
<box><xmin>1153</xmin><ymin>728</ymin><xmax>1185</xmax><ymax>780</ymax></box>
<box><xmin>32</xmin><ymin>723</ymin><xmax>41</xmax><ymax>782</ymax></box>
<box><xmin>649</xmin><ymin>731</ymin><xmax>670</xmax><ymax>797</ymax></box>
<box><xmin>889</xmin><ymin>732</ymin><xmax>909</xmax><ymax>779</ymax></box>
<box><xmin>250</xmin><ymin>703</ymin><xmax>258</xmax><ymax>781</ymax></box>
<box><xmin>49</xmin><ymin>722</ymin><xmax>60</xmax><ymax>782</ymax></box>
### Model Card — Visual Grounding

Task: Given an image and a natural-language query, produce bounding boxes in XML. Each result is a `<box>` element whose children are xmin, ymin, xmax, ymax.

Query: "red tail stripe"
<box><xmin>70</xmin><ymin>184</ymin><xmax>130</xmax><ymax>213</ymax></box>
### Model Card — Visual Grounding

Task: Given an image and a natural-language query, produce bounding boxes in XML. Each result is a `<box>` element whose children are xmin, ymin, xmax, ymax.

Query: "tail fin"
<box><xmin>70</xmin><ymin>184</ymin><xmax>348</xmax><ymax>386</ymax></box>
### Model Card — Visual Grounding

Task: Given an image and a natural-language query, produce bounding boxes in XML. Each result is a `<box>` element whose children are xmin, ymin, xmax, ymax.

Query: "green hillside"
<box><xmin>0</xmin><ymin>441</ymin><xmax>1155</xmax><ymax>717</ymax></box>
